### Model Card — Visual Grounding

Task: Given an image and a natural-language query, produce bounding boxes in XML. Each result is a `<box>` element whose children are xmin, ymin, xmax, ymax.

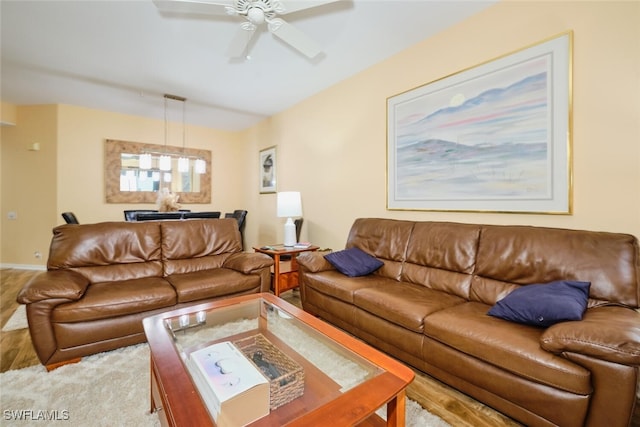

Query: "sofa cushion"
<box><xmin>324</xmin><ymin>247</ymin><xmax>384</xmax><ymax>277</ymax></box>
<box><xmin>474</xmin><ymin>224</ymin><xmax>639</xmax><ymax>307</ymax></box>
<box><xmin>353</xmin><ymin>282</ymin><xmax>466</xmax><ymax>333</ymax></box>
<box><xmin>161</xmin><ymin>219</ymin><xmax>242</xmax><ymax>276</ymax></box>
<box><xmin>345</xmin><ymin>218</ymin><xmax>416</xmax><ymax>280</ymax></box>
<box><xmin>52</xmin><ymin>277</ymin><xmax>177</xmax><ymax>322</ymax></box>
<box><xmin>405</xmin><ymin>221</ymin><xmax>480</xmax><ymax>274</ymax></box>
<box><xmin>47</xmin><ymin>222</ymin><xmax>164</xmax><ymax>282</ymax></box>
<box><xmin>423</xmin><ymin>302</ymin><xmax>592</xmax><ymax>395</ymax></box>
<box><xmin>167</xmin><ymin>268</ymin><xmax>261</xmax><ymax>303</ymax></box>
<box><xmin>302</xmin><ymin>270</ymin><xmax>392</xmax><ymax>304</ymax></box>
<box><xmin>488</xmin><ymin>280</ymin><xmax>590</xmax><ymax>327</ymax></box>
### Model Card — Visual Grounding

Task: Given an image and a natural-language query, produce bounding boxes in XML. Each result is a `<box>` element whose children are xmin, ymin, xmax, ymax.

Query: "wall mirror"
<box><xmin>105</xmin><ymin>139</ymin><xmax>211</xmax><ymax>203</ymax></box>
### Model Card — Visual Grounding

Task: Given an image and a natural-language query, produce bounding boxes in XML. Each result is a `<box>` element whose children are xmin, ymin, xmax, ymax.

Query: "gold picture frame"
<box><xmin>387</xmin><ymin>32</ymin><xmax>573</xmax><ymax>214</ymax></box>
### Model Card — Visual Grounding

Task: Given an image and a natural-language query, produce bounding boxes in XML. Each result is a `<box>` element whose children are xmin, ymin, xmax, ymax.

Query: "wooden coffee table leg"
<box><xmin>149</xmin><ymin>359</ymin><xmax>155</xmax><ymax>414</ymax></box>
<box><xmin>273</xmin><ymin>253</ymin><xmax>281</xmax><ymax>296</ymax></box>
<box><xmin>386</xmin><ymin>390</ymin><xmax>406</xmax><ymax>427</ymax></box>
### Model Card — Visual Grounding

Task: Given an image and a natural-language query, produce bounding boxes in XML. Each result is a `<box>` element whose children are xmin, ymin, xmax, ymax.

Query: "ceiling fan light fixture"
<box><xmin>155</xmin><ymin>0</ymin><xmax>339</xmax><ymax>58</ymax></box>
<box><xmin>247</xmin><ymin>7</ymin><xmax>265</xmax><ymax>25</ymax></box>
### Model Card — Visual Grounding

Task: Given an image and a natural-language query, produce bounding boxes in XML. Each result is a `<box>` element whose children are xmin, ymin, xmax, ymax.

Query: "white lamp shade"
<box><xmin>277</xmin><ymin>192</ymin><xmax>302</xmax><ymax>218</ymax></box>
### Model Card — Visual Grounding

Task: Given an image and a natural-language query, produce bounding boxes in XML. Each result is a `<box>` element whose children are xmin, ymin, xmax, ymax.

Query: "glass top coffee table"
<box><xmin>143</xmin><ymin>293</ymin><xmax>414</xmax><ymax>426</ymax></box>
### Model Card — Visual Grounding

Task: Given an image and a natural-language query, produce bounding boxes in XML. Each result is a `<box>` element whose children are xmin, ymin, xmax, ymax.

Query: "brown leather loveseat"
<box><xmin>297</xmin><ymin>218</ymin><xmax>640</xmax><ymax>427</ymax></box>
<box><xmin>17</xmin><ymin>218</ymin><xmax>274</xmax><ymax>369</ymax></box>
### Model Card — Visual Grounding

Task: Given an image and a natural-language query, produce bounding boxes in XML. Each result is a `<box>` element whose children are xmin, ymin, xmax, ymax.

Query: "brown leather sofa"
<box><xmin>297</xmin><ymin>218</ymin><xmax>640</xmax><ymax>427</ymax></box>
<box><xmin>17</xmin><ymin>218</ymin><xmax>274</xmax><ymax>369</ymax></box>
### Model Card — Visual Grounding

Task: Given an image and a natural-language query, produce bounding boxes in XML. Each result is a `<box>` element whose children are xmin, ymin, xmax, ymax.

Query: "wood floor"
<box><xmin>2</xmin><ymin>268</ymin><xmax>638</xmax><ymax>426</ymax></box>
<box><xmin>1</xmin><ymin>269</ymin><xmax>41</xmax><ymax>371</ymax></box>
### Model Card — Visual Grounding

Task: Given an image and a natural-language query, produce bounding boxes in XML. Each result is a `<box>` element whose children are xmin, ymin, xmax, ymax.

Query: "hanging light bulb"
<box><xmin>139</xmin><ymin>153</ymin><xmax>152</xmax><ymax>169</ymax></box>
<box><xmin>178</xmin><ymin>157</ymin><xmax>189</xmax><ymax>173</ymax></box>
<box><xmin>195</xmin><ymin>158</ymin><xmax>206</xmax><ymax>174</ymax></box>
<box><xmin>159</xmin><ymin>155</ymin><xmax>172</xmax><ymax>171</ymax></box>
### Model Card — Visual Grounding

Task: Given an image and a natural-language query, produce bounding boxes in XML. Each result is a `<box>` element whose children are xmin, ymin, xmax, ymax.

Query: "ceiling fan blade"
<box><xmin>276</xmin><ymin>0</ymin><xmax>341</xmax><ymax>15</ymax></box>
<box><xmin>153</xmin><ymin>0</ymin><xmax>231</xmax><ymax>16</ymax></box>
<box><xmin>268</xmin><ymin>18</ymin><xmax>321</xmax><ymax>58</ymax></box>
<box><xmin>226</xmin><ymin>23</ymin><xmax>257</xmax><ymax>57</ymax></box>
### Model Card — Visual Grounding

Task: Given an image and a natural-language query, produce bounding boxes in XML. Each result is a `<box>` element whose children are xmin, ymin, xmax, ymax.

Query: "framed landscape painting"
<box><xmin>387</xmin><ymin>32</ymin><xmax>572</xmax><ymax>214</ymax></box>
<box><xmin>259</xmin><ymin>146</ymin><xmax>277</xmax><ymax>193</ymax></box>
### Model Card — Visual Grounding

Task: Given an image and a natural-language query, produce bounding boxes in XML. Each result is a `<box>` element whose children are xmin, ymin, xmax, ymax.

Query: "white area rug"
<box><xmin>0</xmin><ymin>321</ymin><xmax>448</xmax><ymax>427</ymax></box>
<box><xmin>1</xmin><ymin>344</ymin><xmax>449</xmax><ymax>427</ymax></box>
<box><xmin>2</xmin><ymin>305</ymin><xmax>28</xmax><ymax>332</ymax></box>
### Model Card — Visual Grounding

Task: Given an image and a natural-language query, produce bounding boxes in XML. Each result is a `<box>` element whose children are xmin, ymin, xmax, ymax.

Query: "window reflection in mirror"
<box><xmin>106</xmin><ymin>139</ymin><xmax>211</xmax><ymax>204</ymax></box>
<box><xmin>119</xmin><ymin>154</ymin><xmax>199</xmax><ymax>193</ymax></box>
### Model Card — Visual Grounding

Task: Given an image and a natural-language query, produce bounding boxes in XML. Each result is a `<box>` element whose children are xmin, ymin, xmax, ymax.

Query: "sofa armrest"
<box><xmin>223</xmin><ymin>252</ymin><xmax>274</xmax><ymax>274</ymax></box>
<box><xmin>297</xmin><ymin>251</ymin><xmax>335</xmax><ymax>273</ymax></box>
<box><xmin>16</xmin><ymin>270</ymin><xmax>90</xmax><ymax>304</ymax></box>
<box><xmin>540</xmin><ymin>305</ymin><xmax>640</xmax><ymax>365</ymax></box>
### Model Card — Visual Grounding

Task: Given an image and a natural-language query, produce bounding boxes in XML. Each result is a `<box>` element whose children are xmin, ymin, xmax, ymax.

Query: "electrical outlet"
<box><xmin>7</xmin><ymin>211</ymin><xmax>17</xmax><ymax>220</ymax></box>
<box><xmin>34</xmin><ymin>251</ymin><xmax>42</xmax><ymax>259</ymax></box>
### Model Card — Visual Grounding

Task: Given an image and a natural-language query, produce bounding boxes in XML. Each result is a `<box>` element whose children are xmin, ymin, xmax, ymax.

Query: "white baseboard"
<box><xmin>1</xmin><ymin>264</ymin><xmax>46</xmax><ymax>271</ymax></box>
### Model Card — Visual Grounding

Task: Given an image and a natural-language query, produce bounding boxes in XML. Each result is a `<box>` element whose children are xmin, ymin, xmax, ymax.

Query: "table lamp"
<box><xmin>277</xmin><ymin>191</ymin><xmax>302</xmax><ymax>247</ymax></box>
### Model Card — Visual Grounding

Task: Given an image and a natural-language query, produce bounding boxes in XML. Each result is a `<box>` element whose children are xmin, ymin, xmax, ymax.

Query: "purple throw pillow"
<box><xmin>324</xmin><ymin>247</ymin><xmax>384</xmax><ymax>277</ymax></box>
<box><xmin>487</xmin><ymin>280</ymin><xmax>591</xmax><ymax>327</ymax></box>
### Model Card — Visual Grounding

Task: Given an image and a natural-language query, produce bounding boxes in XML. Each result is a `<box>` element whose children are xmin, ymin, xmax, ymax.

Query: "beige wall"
<box><xmin>2</xmin><ymin>1</ymin><xmax>639</xmax><ymax>267</ymax></box>
<box><xmin>55</xmin><ymin>105</ymin><xmax>245</xmax><ymax>223</ymax></box>
<box><xmin>1</xmin><ymin>102</ymin><xmax>17</xmax><ymax>125</ymax></box>
<box><xmin>243</xmin><ymin>0</ymin><xmax>640</xmax><ymax>251</ymax></box>
<box><xmin>1</xmin><ymin>104</ymin><xmax>244</xmax><ymax>267</ymax></box>
<box><xmin>1</xmin><ymin>105</ymin><xmax>58</xmax><ymax>267</ymax></box>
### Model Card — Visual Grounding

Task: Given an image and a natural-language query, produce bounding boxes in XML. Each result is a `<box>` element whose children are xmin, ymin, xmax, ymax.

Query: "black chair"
<box><xmin>135</xmin><ymin>212</ymin><xmax>183</xmax><ymax>221</ymax></box>
<box><xmin>229</xmin><ymin>210</ymin><xmax>247</xmax><ymax>233</ymax></box>
<box><xmin>123</xmin><ymin>210</ymin><xmax>157</xmax><ymax>221</ymax></box>
<box><xmin>225</xmin><ymin>210</ymin><xmax>248</xmax><ymax>248</ymax></box>
<box><xmin>61</xmin><ymin>212</ymin><xmax>79</xmax><ymax>224</ymax></box>
<box><xmin>182</xmin><ymin>211</ymin><xmax>221</xmax><ymax>219</ymax></box>
<box><xmin>124</xmin><ymin>209</ymin><xmax>192</xmax><ymax>221</ymax></box>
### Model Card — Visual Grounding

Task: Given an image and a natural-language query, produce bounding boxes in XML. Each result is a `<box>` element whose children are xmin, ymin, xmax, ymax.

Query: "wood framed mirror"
<box><xmin>105</xmin><ymin>139</ymin><xmax>211</xmax><ymax>204</ymax></box>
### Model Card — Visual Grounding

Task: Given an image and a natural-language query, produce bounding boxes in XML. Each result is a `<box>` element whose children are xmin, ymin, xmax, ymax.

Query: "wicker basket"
<box><xmin>233</xmin><ymin>334</ymin><xmax>305</xmax><ymax>410</ymax></box>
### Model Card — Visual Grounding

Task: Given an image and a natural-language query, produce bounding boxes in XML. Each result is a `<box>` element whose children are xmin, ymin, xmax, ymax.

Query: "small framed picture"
<box><xmin>259</xmin><ymin>146</ymin><xmax>277</xmax><ymax>193</ymax></box>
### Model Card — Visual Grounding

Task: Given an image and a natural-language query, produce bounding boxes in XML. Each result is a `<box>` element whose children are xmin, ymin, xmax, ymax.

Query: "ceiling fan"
<box><xmin>153</xmin><ymin>0</ymin><xmax>340</xmax><ymax>58</ymax></box>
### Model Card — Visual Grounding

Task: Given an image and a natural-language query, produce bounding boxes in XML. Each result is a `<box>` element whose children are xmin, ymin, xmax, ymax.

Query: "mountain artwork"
<box><xmin>393</xmin><ymin>56</ymin><xmax>552</xmax><ymax>202</ymax></box>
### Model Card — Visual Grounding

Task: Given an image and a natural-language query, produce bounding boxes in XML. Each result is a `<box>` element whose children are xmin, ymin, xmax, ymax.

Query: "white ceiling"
<box><xmin>1</xmin><ymin>0</ymin><xmax>496</xmax><ymax>131</ymax></box>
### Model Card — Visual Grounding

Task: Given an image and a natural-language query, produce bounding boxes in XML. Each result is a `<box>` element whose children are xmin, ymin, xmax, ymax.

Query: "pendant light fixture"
<box><xmin>154</xmin><ymin>93</ymin><xmax>206</xmax><ymax>175</ymax></box>
<box><xmin>159</xmin><ymin>94</ymin><xmax>173</xmax><ymax>171</ymax></box>
<box><xmin>177</xmin><ymin>96</ymin><xmax>189</xmax><ymax>173</ymax></box>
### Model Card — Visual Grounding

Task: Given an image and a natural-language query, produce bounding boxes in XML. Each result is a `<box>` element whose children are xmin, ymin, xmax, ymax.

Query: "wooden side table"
<box><xmin>253</xmin><ymin>245</ymin><xmax>320</xmax><ymax>296</ymax></box>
